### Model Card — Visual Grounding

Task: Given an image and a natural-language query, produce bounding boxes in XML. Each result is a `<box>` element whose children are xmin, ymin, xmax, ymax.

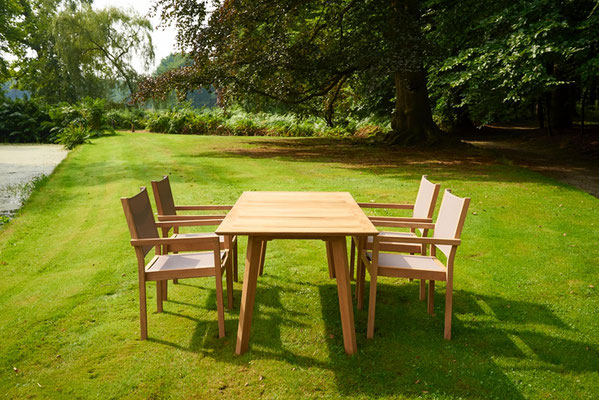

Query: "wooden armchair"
<box><xmin>361</xmin><ymin>189</ymin><xmax>470</xmax><ymax>340</ymax></box>
<box><xmin>151</xmin><ymin>175</ymin><xmax>239</xmax><ymax>282</ymax></box>
<box><xmin>121</xmin><ymin>187</ymin><xmax>232</xmax><ymax>340</ymax></box>
<box><xmin>352</xmin><ymin>175</ymin><xmax>441</xmax><ymax>307</ymax></box>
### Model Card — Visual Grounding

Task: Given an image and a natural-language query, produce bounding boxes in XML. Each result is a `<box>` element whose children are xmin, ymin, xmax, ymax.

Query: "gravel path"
<box><xmin>0</xmin><ymin>144</ymin><xmax>68</xmax><ymax>215</ymax></box>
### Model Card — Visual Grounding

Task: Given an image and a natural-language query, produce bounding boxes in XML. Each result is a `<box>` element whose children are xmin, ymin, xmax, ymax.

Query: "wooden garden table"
<box><xmin>216</xmin><ymin>191</ymin><xmax>378</xmax><ymax>355</ymax></box>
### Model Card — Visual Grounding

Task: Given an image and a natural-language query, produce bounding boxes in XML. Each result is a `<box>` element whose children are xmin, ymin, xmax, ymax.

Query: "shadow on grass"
<box><xmin>170</xmin><ymin>137</ymin><xmax>588</xmax><ymax>188</ymax></box>
<box><xmin>147</xmin><ymin>275</ymin><xmax>597</xmax><ymax>399</ymax></box>
<box><xmin>317</xmin><ymin>283</ymin><xmax>598</xmax><ymax>398</ymax></box>
<box><xmin>65</xmin><ymin>136</ymin><xmax>577</xmax><ymax>192</ymax></box>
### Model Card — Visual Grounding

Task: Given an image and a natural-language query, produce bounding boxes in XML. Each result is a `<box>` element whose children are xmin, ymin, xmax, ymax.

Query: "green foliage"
<box><xmin>140</xmin><ymin>0</ymin><xmax>426</xmax><ymax>128</ymax></box>
<box><xmin>0</xmin><ymin>215</ymin><xmax>10</xmax><ymax>226</ymax></box>
<box><xmin>0</xmin><ymin>0</ymin><xmax>24</xmax><ymax>78</ymax></box>
<box><xmin>105</xmin><ymin>108</ymin><xmax>146</xmax><ymax>130</ymax></box>
<box><xmin>0</xmin><ymin>96</ymin><xmax>389</xmax><ymax>143</ymax></box>
<box><xmin>425</xmin><ymin>0</ymin><xmax>599</xmax><ymax>127</ymax></box>
<box><xmin>142</xmin><ymin>0</ymin><xmax>598</xmax><ymax>133</ymax></box>
<box><xmin>0</xmin><ymin>98</ymin><xmax>55</xmax><ymax>143</ymax></box>
<box><xmin>0</xmin><ymin>96</ymin><xmax>130</xmax><ymax>144</ymax></box>
<box><xmin>55</xmin><ymin>124</ymin><xmax>93</xmax><ymax>149</ymax></box>
<box><xmin>144</xmin><ymin>106</ymin><xmax>390</xmax><ymax>138</ymax></box>
<box><xmin>49</xmin><ymin>97</ymin><xmax>115</xmax><ymax>137</ymax></box>
<box><xmin>149</xmin><ymin>53</ymin><xmax>217</xmax><ymax>109</ymax></box>
<box><xmin>154</xmin><ymin>53</ymin><xmax>190</xmax><ymax>77</ymax></box>
<box><xmin>9</xmin><ymin>1</ymin><xmax>154</xmax><ymax>103</ymax></box>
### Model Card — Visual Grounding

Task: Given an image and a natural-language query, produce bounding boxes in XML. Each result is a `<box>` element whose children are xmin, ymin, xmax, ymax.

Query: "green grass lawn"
<box><xmin>1</xmin><ymin>132</ymin><xmax>598</xmax><ymax>399</ymax></box>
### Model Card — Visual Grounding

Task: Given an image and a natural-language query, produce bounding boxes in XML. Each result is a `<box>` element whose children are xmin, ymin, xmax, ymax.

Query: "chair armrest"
<box><xmin>372</xmin><ymin>220</ymin><xmax>435</xmax><ymax>229</ymax></box>
<box><xmin>357</xmin><ymin>202</ymin><xmax>414</xmax><ymax>210</ymax></box>
<box><xmin>156</xmin><ymin>214</ymin><xmax>225</xmax><ymax>221</ymax></box>
<box><xmin>376</xmin><ymin>235</ymin><xmax>461</xmax><ymax>246</ymax></box>
<box><xmin>130</xmin><ymin>235</ymin><xmax>219</xmax><ymax>247</ymax></box>
<box><xmin>155</xmin><ymin>219</ymin><xmax>223</xmax><ymax>228</ymax></box>
<box><xmin>369</xmin><ymin>216</ymin><xmax>432</xmax><ymax>223</ymax></box>
<box><xmin>175</xmin><ymin>205</ymin><xmax>233</xmax><ymax>211</ymax></box>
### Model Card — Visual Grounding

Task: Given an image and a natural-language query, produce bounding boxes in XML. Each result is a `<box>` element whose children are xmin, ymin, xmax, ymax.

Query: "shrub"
<box><xmin>55</xmin><ymin>124</ymin><xmax>93</xmax><ymax>149</ymax></box>
<box><xmin>141</xmin><ymin>106</ymin><xmax>390</xmax><ymax>139</ymax></box>
<box><xmin>49</xmin><ymin>97</ymin><xmax>115</xmax><ymax>137</ymax></box>
<box><xmin>145</xmin><ymin>110</ymin><xmax>172</xmax><ymax>133</ymax></box>
<box><xmin>0</xmin><ymin>98</ymin><xmax>56</xmax><ymax>143</ymax></box>
<box><xmin>103</xmin><ymin>108</ymin><xmax>147</xmax><ymax>131</ymax></box>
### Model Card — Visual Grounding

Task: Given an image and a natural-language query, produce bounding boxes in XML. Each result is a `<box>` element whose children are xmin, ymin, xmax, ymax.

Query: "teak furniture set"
<box><xmin>121</xmin><ymin>175</ymin><xmax>469</xmax><ymax>355</ymax></box>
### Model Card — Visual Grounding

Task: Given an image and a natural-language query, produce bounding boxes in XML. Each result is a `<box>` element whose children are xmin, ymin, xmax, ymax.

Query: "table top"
<box><xmin>215</xmin><ymin>191</ymin><xmax>379</xmax><ymax>237</ymax></box>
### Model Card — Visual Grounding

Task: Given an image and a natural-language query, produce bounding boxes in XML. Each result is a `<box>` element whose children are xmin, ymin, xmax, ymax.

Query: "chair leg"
<box><xmin>233</xmin><ymin>240</ymin><xmax>239</xmax><ymax>282</ymax></box>
<box><xmin>427</xmin><ymin>280</ymin><xmax>435</xmax><ymax>315</ymax></box>
<box><xmin>162</xmin><ymin>280</ymin><xmax>168</xmax><ymax>301</ymax></box>
<box><xmin>349</xmin><ymin>239</ymin><xmax>355</xmax><ymax>281</ymax></box>
<box><xmin>226</xmin><ymin>253</ymin><xmax>234</xmax><ymax>310</ymax></box>
<box><xmin>356</xmin><ymin>260</ymin><xmax>365</xmax><ymax>310</ymax></box>
<box><xmin>173</xmin><ymin>279</ymin><xmax>179</xmax><ymax>284</ymax></box>
<box><xmin>156</xmin><ymin>281</ymin><xmax>163</xmax><ymax>313</ymax></box>
<box><xmin>444</xmin><ymin>281</ymin><xmax>453</xmax><ymax>340</ymax></box>
<box><xmin>419</xmin><ymin>279</ymin><xmax>426</xmax><ymax>301</ymax></box>
<box><xmin>258</xmin><ymin>241</ymin><xmax>267</xmax><ymax>276</ymax></box>
<box><xmin>354</xmin><ymin>243</ymin><xmax>360</xmax><ymax>301</ymax></box>
<box><xmin>356</xmin><ymin>238</ymin><xmax>366</xmax><ymax>310</ymax></box>
<box><xmin>139</xmin><ymin>280</ymin><xmax>147</xmax><ymax>340</ymax></box>
<box><xmin>215</xmin><ymin>269</ymin><xmax>226</xmax><ymax>339</ymax></box>
<box><xmin>366</xmin><ymin>270</ymin><xmax>378</xmax><ymax>339</ymax></box>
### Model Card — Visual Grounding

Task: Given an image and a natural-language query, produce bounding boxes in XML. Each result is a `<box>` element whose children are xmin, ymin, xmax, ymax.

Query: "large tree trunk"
<box><xmin>550</xmin><ymin>83</ymin><xmax>573</xmax><ymax>129</ymax></box>
<box><xmin>536</xmin><ymin>98</ymin><xmax>545</xmax><ymax>129</ymax></box>
<box><xmin>547</xmin><ymin>64</ymin><xmax>573</xmax><ymax>130</ymax></box>
<box><xmin>390</xmin><ymin>69</ymin><xmax>439</xmax><ymax>143</ymax></box>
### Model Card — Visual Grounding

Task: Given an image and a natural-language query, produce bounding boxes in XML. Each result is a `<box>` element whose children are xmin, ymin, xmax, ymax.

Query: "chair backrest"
<box><xmin>151</xmin><ymin>175</ymin><xmax>177</xmax><ymax>216</ymax></box>
<box><xmin>121</xmin><ymin>187</ymin><xmax>159</xmax><ymax>257</ymax></box>
<box><xmin>433</xmin><ymin>189</ymin><xmax>470</xmax><ymax>258</ymax></box>
<box><xmin>412</xmin><ymin>175</ymin><xmax>441</xmax><ymax>234</ymax></box>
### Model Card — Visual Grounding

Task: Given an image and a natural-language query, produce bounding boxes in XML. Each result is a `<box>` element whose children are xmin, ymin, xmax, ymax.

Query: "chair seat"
<box><xmin>145</xmin><ymin>251</ymin><xmax>225</xmax><ymax>280</ymax></box>
<box><xmin>171</xmin><ymin>233</ymin><xmax>236</xmax><ymax>244</ymax></box>
<box><xmin>167</xmin><ymin>233</ymin><xmax>236</xmax><ymax>252</ymax></box>
<box><xmin>367</xmin><ymin>231</ymin><xmax>416</xmax><ymax>243</ymax></box>
<box><xmin>367</xmin><ymin>252</ymin><xmax>447</xmax><ymax>281</ymax></box>
<box><xmin>365</xmin><ymin>231</ymin><xmax>422</xmax><ymax>253</ymax></box>
<box><xmin>172</xmin><ymin>232</ymin><xmax>225</xmax><ymax>242</ymax></box>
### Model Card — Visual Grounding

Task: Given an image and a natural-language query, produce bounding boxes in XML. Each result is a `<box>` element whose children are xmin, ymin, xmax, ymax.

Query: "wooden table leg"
<box><xmin>330</xmin><ymin>236</ymin><xmax>358</xmax><ymax>355</ymax></box>
<box><xmin>235</xmin><ymin>235</ymin><xmax>263</xmax><ymax>355</ymax></box>
<box><xmin>259</xmin><ymin>240</ymin><xmax>267</xmax><ymax>276</ymax></box>
<box><xmin>325</xmin><ymin>240</ymin><xmax>335</xmax><ymax>279</ymax></box>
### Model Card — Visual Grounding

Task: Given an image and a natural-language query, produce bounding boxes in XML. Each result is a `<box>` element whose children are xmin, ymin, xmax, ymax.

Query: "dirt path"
<box><xmin>0</xmin><ymin>144</ymin><xmax>68</xmax><ymax>215</ymax></box>
<box><xmin>465</xmin><ymin>125</ymin><xmax>599</xmax><ymax>197</ymax></box>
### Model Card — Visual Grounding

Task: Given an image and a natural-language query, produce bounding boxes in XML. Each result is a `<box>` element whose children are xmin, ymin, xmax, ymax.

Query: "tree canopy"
<box><xmin>137</xmin><ymin>0</ymin><xmax>439</xmax><ymax>142</ymax></box>
<box><xmin>0</xmin><ymin>0</ymin><xmax>24</xmax><ymax>77</ymax></box>
<box><xmin>136</xmin><ymin>0</ymin><xmax>598</xmax><ymax>140</ymax></box>
<box><xmin>150</xmin><ymin>53</ymin><xmax>216</xmax><ymax>108</ymax></box>
<box><xmin>6</xmin><ymin>1</ymin><xmax>154</xmax><ymax>103</ymax></box>
<box><xmin>425</xmin><ymin>0</ymin><xmax>599</xmax><ymax>130</ymax></box>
